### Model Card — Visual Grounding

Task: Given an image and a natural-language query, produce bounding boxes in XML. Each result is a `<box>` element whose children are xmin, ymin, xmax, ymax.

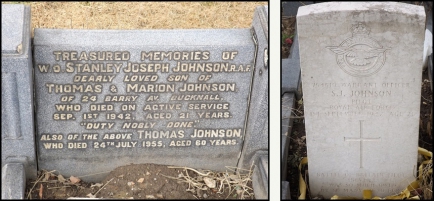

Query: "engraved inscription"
<box><xmin>309</xmin><ymin>81</ymin><xmax>416</xmax><ymax>118</ymax></box>
<box><xmin>36</xmin><ymin>49</ymin><xmax>253</xmax><ymax>151</ymax></box>
<box><xmin>315</xmin><ymin>171</ymin><xmax>406</xmax><ymax>195</ymax></box>
<box><xmin>327</xmin><ymin>22</ymin><xmax>390</xmax><ymax>77</ymax></box>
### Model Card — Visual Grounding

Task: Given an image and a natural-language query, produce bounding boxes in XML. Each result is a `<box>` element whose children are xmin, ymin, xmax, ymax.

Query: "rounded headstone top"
<box><xmin>297</xmin><ymin>2</ymin><xmax>425</xmax><ymax>18</ymax></box>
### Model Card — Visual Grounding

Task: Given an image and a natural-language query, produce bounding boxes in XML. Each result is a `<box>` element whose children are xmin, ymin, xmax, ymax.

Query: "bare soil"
<box><xmin>26</xmin><ymin>164</ymin><xmax>254</xmax><ymax>199</ymax></box>
<box><xmin>1</xmin><ymin>2</ymin><xmax>268</xmax><ymax>200</ymax></box>
<box><xmin>282</xmin><ymin>2</ymin><xmax>433</xmax><ymax>199</ymax></box>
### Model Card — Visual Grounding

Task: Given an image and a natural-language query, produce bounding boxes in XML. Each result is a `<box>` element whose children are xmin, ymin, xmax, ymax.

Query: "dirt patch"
<box><xmin>26</xmin><ymin>164</ymin><xmax>255</xmax><ymax>199</ymax></box>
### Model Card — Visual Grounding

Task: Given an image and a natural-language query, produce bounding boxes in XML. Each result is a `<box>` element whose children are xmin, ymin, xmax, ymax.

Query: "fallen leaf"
<box><xmin>203</xmin><ymin>177</ymin><xmax>216</xmax><ymax>188</ymax></box>
<box><xmin>90</xmin><ymin>183</ymin><xmax>103</xmax><ymax>188</ymax></box>
<box><xmin>228</xmin><ymin>174</ymin><xmax>240</xmax><ymax>181</ymax></box>
<box><xmin>70</xmin><ymin>175</ymin><xmax>81</xmax><ymax>184</ymax></box>
<box><xmin>58</xmin><ymin>174</ymin><xmax>66</xmax><ymax>183</ymax></box>
<box><xmin>43</xmin><ymin>173</ymin><xmax>48</xmax><ymax>181</ymax></box>
<box><xmin>137</xmin><ymin>178</ymin><xmax>144</xmax><ymax>183</ymax></box>
<box><xmin>127</xmin><ymin>181</ymin><xmax>135</xmax><ymax>186</ymax></box>
<box><xmin>39</xmin><ymin>184</ymin><xmax>43</xmax><ymax>199</ymax></box>
<box><xmin>297</xmin><ymin>99</ymin><xmax>303</xmax><ymax>105</ymax></box>
<box><xmin>236</xmin><ymin>189</ymin><xmax>243</xmax><ymax>195</ymax></box>
<box><xmin>145</xmin><ymin>171</ymin><xmax>151</xmax><ymax>176</ymax></box>
<box><xmin>86</xmin><ymin>193</ymin><xmax>96</xmax><ymax>198</ymax></box>
<box><xmin>118</xmin><ymin>174</ymin><xmax>124</xmax><ymax>178</ymax></box>
<box><xmin>145</xmin><ymin>195</ymin><xmax>156</xmax><ymax>199</ymax></box>
<box><xmin>156</xmin><ymin>194</ymin><xmax>163</xmax><ymax>199</ymax></box>
<box><xmin>197</xmin><ymin>188</ymin><xmax>203</xmax><ymax>198</ymax></box>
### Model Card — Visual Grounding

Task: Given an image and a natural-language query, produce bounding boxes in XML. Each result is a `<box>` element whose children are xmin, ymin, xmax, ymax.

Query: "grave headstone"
<box><xmin>281</xmin><ymin>93</ymin><xmax>295</xmax><ymax>200</ymax></box>
<box><xmin>251</xmin><ymin>155</ymin><xmax>268</xmax><ymax>199</ymax></box>
<box><xmin>282</xmin><ymin>29</ymin><xmax>302</xmax><ymax>98</ymax></box>
<box><xmin>33</xmin><ymin>6</ymin><xmax>268</xmax><ymax>182</ymax></box>
<box><xmin>282</xmin><ymin>1</ymin><xmax>314</xmax><ymax>16</ymax></box>
<box><xmin>429</xmin><ymin>54</ymin><xmax>433</xmax><ymax>91</ymax></box>
<box><xmin>297</xmin><ymin>2</ymin><xmax>425</xmax><ymax>198</ymax></box>
<box><xmin>281</xmin><ymin>181</ymin><xmax>291</xmax><ymax>200</ymax></box>
<box><xmin>237</xmin><ymin>5</ymin><xmax>269</xmax><ymax>171</ymax></box>
<box><xmin>1</xmin><ymin>3</ymin><xmax>37</xmax><ymax>179</ymax></box>
<box><xmin>423</xmin><ymin>6</ymin><xmax>433</xmax><ymax>69</ymax></box>
<box><xmin>281</xmin><ymin>92</ymin><xmax>294</xmax><ymax>180</ymax></box>
<box><xmin>1</xmin><ymin>163</ymin><xmax>26</xmax><ymax>199</ymax></box>
<box><xmin>1</xmin><ymin>4</ymin><xmax>36</xmax><ymax>199</ymax></box>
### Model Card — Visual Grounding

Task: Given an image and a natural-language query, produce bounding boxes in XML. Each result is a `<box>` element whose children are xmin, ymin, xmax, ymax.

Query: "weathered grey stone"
<box><xmin>429</xmin><ymin>54</ymin><xmax>433</xmax><ymax>91</ymax></box>
<box><xmin>282</xmin><ymin>1</ymin><xmax>314</xmax><ymax>16</ymax></box>
<box><xmin>1</xmin><ymin>163</ymin><xmax>26</xmax><ymax>199</ymax></box>
<box><xmin>423</xmin><ymin>2</ymin><xmax>432</xmax><ymax>69</ymax></box>
<box><xmin>1</xmin><ymin>4</ymin><xmax>24</xmax><ymax>54</ymax></box>
<box><xmin>281</xmin><ymin>181</ymin><xmax>291</xmax><ymax>200</ymax></box>
<box><xmin>423</xmin><ymin>29</ymin><xmax>432</xmax><ymax>69</ymax></box>
<box><xmin>298</xmin><ymin>2</ymin><xmax>425</xmax><ymax>198</ymax></box>
<box><xmin>427</xmin><ymin>5</ymin><xmax>433</xmax><ymax>33</ymax></box>
<box><xmin>251</xmin><ymin>154</ymin><xmax>268</xmax><ymax>200</ymax></box>
<box><xmin>33</xmin><ymin>6</ymin><xmax>268</xmax><ymax>182</ymax></box>
<box><xmin>281</xmin><ymin>28</ymin><xmax>302</xmax><ymax>98</ymax></box>
<box><xmin>1</xmin><ymin>4</ymin><xmax>37</xmax><ymax>179</ymax></box>
<box><xmin>281</xmin><ymin>93</ymin><xmax>294</xmax><ymax>180</ymax></box>
<box><xmin>237</xmin><ymin>5</ymin><xmax>268</xmax><ymax>173</ymax></box>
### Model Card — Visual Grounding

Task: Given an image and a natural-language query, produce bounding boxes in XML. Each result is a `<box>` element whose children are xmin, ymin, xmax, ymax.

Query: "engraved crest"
<box><xmin>327</xmin><ymin>22</ymin><xmax>390</xmax><ymax>77</ymax></box>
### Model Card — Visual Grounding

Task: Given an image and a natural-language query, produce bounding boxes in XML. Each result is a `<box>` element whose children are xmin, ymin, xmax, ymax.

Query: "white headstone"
<box><xmin>297</xmin><ymin>2</ymin><xmax>425</xmax><ymax>198</ymax></box>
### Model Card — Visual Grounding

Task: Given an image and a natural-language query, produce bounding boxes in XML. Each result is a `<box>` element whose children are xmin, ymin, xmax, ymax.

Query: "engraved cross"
<box><xmin>344</xmin><ymin>120</ymin><xmax>381</xmax><ymax>168</ymax></box>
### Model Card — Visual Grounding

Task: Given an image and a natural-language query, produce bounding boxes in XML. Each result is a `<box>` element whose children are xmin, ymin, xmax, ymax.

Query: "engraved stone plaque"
<box><xmin>34</xmin><ymin>29</ymin><xmax>257</xmax><ymax>181</ymax></box>
<box><xmin>297</xmin><ymin>2</ymin><xmax>425</xmax><ymax>198</ymax></box>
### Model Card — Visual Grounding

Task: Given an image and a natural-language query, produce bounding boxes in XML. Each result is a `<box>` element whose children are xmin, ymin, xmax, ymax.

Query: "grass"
<box><xmin>1</xmin><ymin>2</ymin><xmax>267</xmax><ymax>37</ymax></box>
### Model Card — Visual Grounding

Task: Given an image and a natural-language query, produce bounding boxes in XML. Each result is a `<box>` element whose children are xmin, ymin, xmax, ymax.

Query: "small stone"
<box><xmin>137</xmin><ymin>178</ymin><xmax>144</xmax><ymax>183</ymax></box>
<box><xmin>145</xmin><ymin>195</ymin><xmax>156</xmax><ymax>199</ymax></box>
<box><xmin>203</xmin><ymin>177</ymin><xmax>216</xmax><ymax>188</ymax></box>
<box><xmin>127</xmin><ymin>181</ymin><xmax>135</xmax><ymax>186</ymax></box>
<box><xmin>57</xmin><ymin>174</ymin><xmax>66</xmax><ymax>182</ymax></box>
<box><xmin>197</xmin><ymin>189</ymin><xmax>203</xmax><ymax>198</ymax></box>
<box><xmin>203</xmin><ymin>193</ymin><xmax>208</xmax><ymax>198</ymax></box>
<box><xmin>236</xmin><ymin>189</ymin><xmax>243</xmax><ymax>195</ymax></box>
<box><xmin>69</xmin><ymin>175</ymin><xmax>81</xmax><ymax>184</ymax></box>
<box><xmin>90</xmin><ymin>183</ymin><xmax>103</xmax><ymax>188</ymax></box>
